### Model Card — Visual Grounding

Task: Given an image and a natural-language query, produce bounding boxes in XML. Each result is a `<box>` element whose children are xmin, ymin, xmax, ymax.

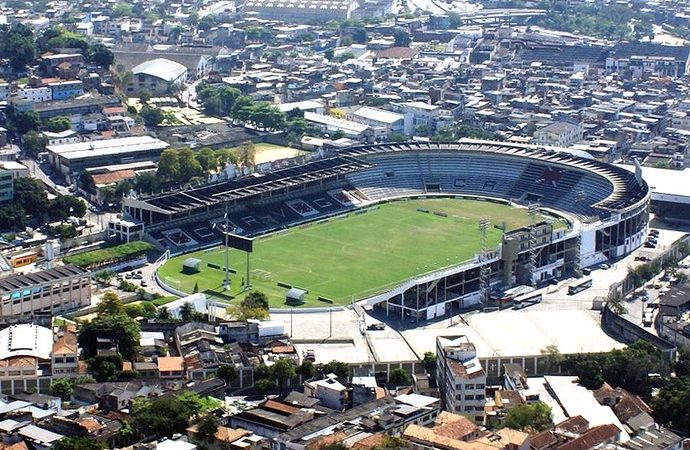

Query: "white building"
<box><xmin>17</xmin><ymin>86</ymin><xmax>52</xmax><ymax>103</ymax></box>
<box><xmin>43</xmin><ymin>130</ymin><xmax>79</xmax><ymax>146</ymax></box>
<box><xmin>397</xmin><ymin>101</ymin><xmax>440</xmax><ymax>133</ymax></box>
<box><xmin>350</xmin><ymin>106</ymin><xmax>412</xmax><ymax>136</ymax></box>
<box><xmin>162</xmin><ymin>293</ymin><xmax>219</xmax><ymax>321</ymax></box>
<box><xmin>305</xmin><ymin>373</ymin><xmax>348</xmax><ymax>410</ymax></box>
<box><xmin>436</xmin><ymin>335</ymin><xmax>487</xmax><ymax>423</ymax></box>
<box><xmin>534</xmin><ymin>121</ymin><xmax>583</xmax><ymax>147</ymax></box>
<box><xmin>129</xmin><ymin>58</ymin><xmax>188</xmax><ymax>95</ymax></box>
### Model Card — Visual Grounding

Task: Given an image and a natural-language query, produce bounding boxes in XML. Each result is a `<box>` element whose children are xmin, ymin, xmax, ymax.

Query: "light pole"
<box><xmin>212</xmin><ymin>205</ymin><xmax>230</xmax><ymax>291</ymax></box>
<box><xmin>223</xmin><ymin>206</ymin><xmax>230</xmax><ymax>291</ymax></box>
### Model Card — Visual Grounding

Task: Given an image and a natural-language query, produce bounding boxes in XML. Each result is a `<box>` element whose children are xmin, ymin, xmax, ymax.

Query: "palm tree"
<box><xmin>180</xmin><ymin>302</ymin><xmax>195</xmax><ymax>322</ymax></box>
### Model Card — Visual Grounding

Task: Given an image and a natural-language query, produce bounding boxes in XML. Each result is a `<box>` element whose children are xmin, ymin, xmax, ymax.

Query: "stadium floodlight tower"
<box><xmin>572</xmin><ymin>191</ymin><xmax>588</xmax><ymax>277</ymax></box>
<box><xmin>527</xmin><ymin>202</ymin><xmax>541</xmax><ymax>286</ymax></box>
<box><xmin>211</xmin><ymin>204</ymin><xmax>231</xmax><ymax>291</ymax></box>
<box><xmin>478</xmin><ymin>218</ymin><xmax>491</xmax><ymax>304</ymax></box>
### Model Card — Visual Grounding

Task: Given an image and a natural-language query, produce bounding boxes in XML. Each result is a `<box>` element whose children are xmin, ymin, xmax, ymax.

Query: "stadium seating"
<box><xmin>345</xmin><ymin>152</ymin><xmax>617</xmax><ymax>218</ymax></box>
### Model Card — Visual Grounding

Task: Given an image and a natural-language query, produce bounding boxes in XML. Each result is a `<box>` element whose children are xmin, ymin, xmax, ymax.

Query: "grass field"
<box><xmin>158</xmin><ymin>198</ymin><xmax>558</xmax><ymax>308</ymax></box>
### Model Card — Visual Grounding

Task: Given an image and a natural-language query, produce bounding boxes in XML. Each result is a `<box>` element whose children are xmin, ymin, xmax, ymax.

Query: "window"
<box><xmin>466</xmin><ymin>384</ymin><xmax>475</xmax><ymax>389</ymax></box>
<box><xmin>465</xmin><ymin>395</ymin><xmax>475</xmax><ymax>400</ymax></box>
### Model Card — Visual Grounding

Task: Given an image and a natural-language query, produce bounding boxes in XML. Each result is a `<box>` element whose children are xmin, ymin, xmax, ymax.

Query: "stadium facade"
<box><xmin>125</xmin><ymin>140</ymin><xmax>650</xmax><ymax>319</ymax></box>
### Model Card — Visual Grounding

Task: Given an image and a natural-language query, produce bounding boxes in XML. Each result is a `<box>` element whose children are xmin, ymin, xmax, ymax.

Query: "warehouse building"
<box><xmin>46</xmin><ymin>136</ymin><xmax>169</xmax><ymax>182</ymax></box>
<box><xmin>0</xmin><ymin>265</ymin><xmax>91</xmax><ymax>323</ymax></box>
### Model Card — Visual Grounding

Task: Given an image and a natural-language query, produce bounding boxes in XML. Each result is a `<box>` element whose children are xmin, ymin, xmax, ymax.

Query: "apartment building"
<box><xmin>436</xmin><ymin>335</ymin><xmax>487</xmax><ymax>423</ymax></box>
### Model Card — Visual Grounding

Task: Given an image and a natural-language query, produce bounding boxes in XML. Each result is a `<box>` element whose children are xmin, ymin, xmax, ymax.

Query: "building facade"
<box><xmin>436</xmin><ymin>335</ymin><xmax>487</xmax><ymax>423</ymax></box>
<box><xmin>0</xmin><ymin>265</ymin><xmax>91</xmax><ymax>322</ymax></box>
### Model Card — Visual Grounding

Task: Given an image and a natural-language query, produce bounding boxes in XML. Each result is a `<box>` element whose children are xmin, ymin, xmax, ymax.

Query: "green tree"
<box><xmin>78</xmin><ymin>313</ymin><xmax>140</xmax><ymax>360</ymax></box>
<box><xmin>299</xmin><ymin>360</ymin><xmax>316</xmax><ymax>379</ymax></box>
<box><xmin>140</xmin><ymin>106</ymin><xmax>164</xmax><ymax>127</ymax></box>
<box><xmin>50</xmin><ymin>377</ymin><xmax>74</xmax><ymax>401</ymax></box>
<box><xmin>323</xmin><ymin>360</ymin><xmax>349</xmax><ymax>382</ymax></box>
<box><xmin>13</xmin><ymin>177</ymin><xmax>49</xmax><ymax>218</ymax></box>
<box><xmin>21</xmin><ymin>130</ymin><xmax>48</xmax><ymax>157</ymax></box>
<box><xmin>272</xmin><ymin>358</ymin><xmax>297</xmax><ymax>393</ymax></box>
<box><xmin>575</xmin><ymin>359</ymin><xmax>604</xmax><ymax>389</ymax></box>
<box><xmin>541</xmin><ymin>345</ymin><xmax>564</xmax><ymax>372</ymax></box>
<box><xmin>0</xmin><ymin>23</ymin><xmax>36</xmax><ymax>71</ymax></box>
<box><xmin>88</xmin><ymin>43</ymin><xmax>114</xmax><ymax>69</ymax></box>
<box><xmin>49</xmin><ymin>195</ymin><xmax>87</xmax><ymax>221</ymax></box>
<box><xmin>423</xmin><ymin>351</ymin><xmax>436</xmax><ymax>374</ymax></box>
<box><xmin>393</xmin><ymin>29</ymin><xmax>412</xmax><ymax>47</ymax></box>
<box><xmin>97</xmin><ymin>291</ymin><xmax>125</xmax><ymax>316</ymax></box>
<box><xmin>676</xmin><ymin>347</ymin><xmax>690</xmax><ymax>377</ymax></box>
<box><xmin>254</xmin><ymin>378</ymin><xmax>275</xmax><ymax>395</ymax></box>
<box><xmin>0</xmin><ymin>205</ymin><xmax>26</xmax><ymax>231</ymax></box>
<box><xmin>132</xmin><ymin>392</ymin><xmax>215</xmax><ymax>439</ymax></box>
<box><xmin>177</xmin><ymin>148</ymin><xmax>203</xmax><ymax>182</ymax></box>
<box><xmin>217</xmin><ymin>364</ymin><xmax>238</xmax><ymax>386</ymax></box>
<box><xmin>651</xmin><ymin>376</ymin><xmax>690</xmax><ymax>434</ymax></box>
<box><xmin>50</xmin><ymin>223</ymin><xmax>78</xmax><ymax>239</ymax></box>
<box><xmin>157</xmin><ymin>149</ymin><xmax>180</xmax><ymax>182</ymax></box>
<box><xmin>389</xmin><ymin>367</ymin><xmax>410</xmax><ymax>385</ymax></box>
<box><xmin>236</xmin><ymin>141</ymin><xmax>256</xmax><ymax>169</ymax></box>
<box><xmin>242</xmin><ymin>290</ymin><xmax>269</xmax><ymax>310</ymax></box>
<box><xmin>45</xmin><ymin>116</ymin><xmax>72</xmax><ymax>132</ymax></box>
<box><xmin>196</xmin><ymin>148</ymin><xmax>218</xmax><ymax>173</ymax></box>
<box><xmin>504</xmin><ymin>401</ymin><xmax>553</xmax><ymax>432</ymax></box>
<box><xmin>88</xmin><ymin>354</ymin><xmax>123</xmax><ymax>382</ymax></box>
<box><xmin>196</xmin><ymin>413</ymin><xmax>219</xmax><ymax>442</ymax></box>
<box><xmin>156</xmin><ymin>307</ymin><xmax>172</xmax><ymax>321</ymax></box>
<box><xmin>180</xmin><ymin>302</ymin><xmax>196</xmax><ymax>322</ymax></box>
<box><xmin>53</xmin><ymin>437</ymin><xmax>106</xmax><ymax>450</ymax></box>
<box><xmin>7</xmin><ymin>108</ymin><xmax>41</xmax><ymax>135</ymax></box>
<box><xmin>226</xmin><ymin>304</ymin><xmax>269</xmax><ymax>321</ymax></box>
<box><xmin>134</xmin><ymin>172</ymin><xmax>161</xmax><ymax>194</ymax></box>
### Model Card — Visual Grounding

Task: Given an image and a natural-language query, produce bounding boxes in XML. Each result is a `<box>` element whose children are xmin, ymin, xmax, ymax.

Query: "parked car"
<box><xmin>599</xmin><ymin>263</ymin><xmax>611</xmax><ymax>270</ymax></box>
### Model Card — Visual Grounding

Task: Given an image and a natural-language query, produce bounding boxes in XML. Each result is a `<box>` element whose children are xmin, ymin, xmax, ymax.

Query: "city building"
<box><xmin>0</xmin><ymin>265</ymin><xmax>91</xmax><ymax>322</ymax></box>
<box><xmin>533</xmin><ymin>121</ymin><xmax>583</xmax><ymax>147</ymax></box>
<box><xmin>436</xmin><ymin>335</ymin><xmax>487</xmax><ymax>422</ymax></box>
<box><xmin>46</xmin><ymin>136</ymin><xmax>170</xmax><ymax>182</ymax></box>
<box><xmin>49</xmin><ymin>80</ymin><xmax>84</xmax><ymax>101</ymax></box>
<box><xmin>129</xmin><ymin>58</ymin><xmax>188</xmax><ymax>95</ymax></box>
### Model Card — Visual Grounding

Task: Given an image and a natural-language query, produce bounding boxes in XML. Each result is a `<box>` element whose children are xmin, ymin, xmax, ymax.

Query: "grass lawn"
<box><xmin>158</xmin><ymin>198</ymin><xmax>560</xmax><ymax>308</ymax></box>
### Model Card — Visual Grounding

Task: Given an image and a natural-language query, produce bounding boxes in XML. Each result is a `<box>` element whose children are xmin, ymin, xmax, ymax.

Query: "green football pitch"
<box><xmin>157</xmin><ymin>198</ymin><xmax>559</xmax><ymax>308</ymax></box>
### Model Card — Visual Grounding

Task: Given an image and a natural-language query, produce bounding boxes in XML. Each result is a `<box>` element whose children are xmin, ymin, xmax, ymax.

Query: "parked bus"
<box><xmin>513</xmin><ymin>292</ymin><xmax>543</xmax><ymax>309</ymax></box>
<box><xmin>10</xmin><ymin>251</ymin><xmax>38</xmax><ymax>268</ymax></box>
<box><xmin>568</xmin><ymin>278</ymin><xmax>592</xmax><ymax>295</ymax></box>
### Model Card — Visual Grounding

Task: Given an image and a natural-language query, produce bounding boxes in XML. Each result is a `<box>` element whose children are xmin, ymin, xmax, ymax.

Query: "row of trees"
<box><xmin>0</xmin><ymin>177</ymin><xmax>86</xmax><ymax>231</ymax></box>
<box><xmin>196</xmin><ymin>84</ymin><xmax>288</xmax><ymax>131</ymax></box>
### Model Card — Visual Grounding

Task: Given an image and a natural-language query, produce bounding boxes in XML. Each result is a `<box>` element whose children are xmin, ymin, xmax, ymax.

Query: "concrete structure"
<box><xmin>534</xmin><ymin>121</ymin><xmax>583</xmax><ymax>147</ymax></box>
<box><xmin>241</xmin><ymin>0</ymin><xmax>359</xmax><ymax>21</ymax></box>
<box><xmin>46</xmin><ymin>136</ymin><xmax>169</xmax><ymax>181</ymax></box>
<box><xmin>129</xmin><ymin>58</ymin><xmax>188</xmax><ymax>95</ymax></box>
<box><xmin>304</xmin><ymin>373</ymin><xmax>348</xmax><ymax>410</ymax></box>
<box><xmin>0</xmin><ymin>265</ymin><xmax>91</xmax><ymax>322</ymax></box>
<box><xmin>17</xmin><ymin>86</ymin><xmax>52</xmax><ymax>103</ymax></box>
<box><xmin>436</xmin><ymin>335</ymin><xmax>486</xmax><ymax>423</ymax></box>
<box><xmin>0</xmin><ymin>169</ymin><xmax>13</xmax><ymax>204</ymax></box>
<box><xmin>350</xmin><ymin>106</ymin><xmax>412</xmax><ymax>136</ymax></box>
<box><xmin>49</xmin><ymin>80</ymin><xmax>84</xmax><ymax>101</ymax></box>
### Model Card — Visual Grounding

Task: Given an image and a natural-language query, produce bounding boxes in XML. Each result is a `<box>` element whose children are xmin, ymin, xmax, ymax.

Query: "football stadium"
<box><xmin>124</xmin><ymin>139</ymin><xmax>651</xmax><ymax>319</ymax></box>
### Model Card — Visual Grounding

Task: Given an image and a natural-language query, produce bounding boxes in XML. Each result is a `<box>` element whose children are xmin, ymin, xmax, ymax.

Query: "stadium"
<box><xmin>123</xmin><ymin>139</ymin><xmax>651</xmax><ymax>319</ymax></box>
